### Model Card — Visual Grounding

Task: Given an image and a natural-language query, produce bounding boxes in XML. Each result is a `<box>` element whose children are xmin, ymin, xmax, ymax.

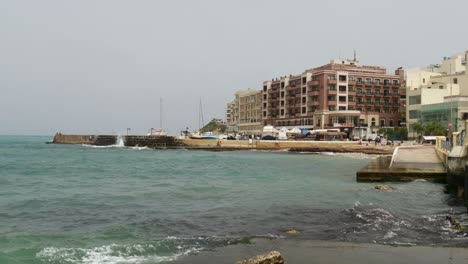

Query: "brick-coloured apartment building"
<box><xmin>262</xmin><ymin>58</ymin><xmax>405</xmax><ymax>135</ymax></box>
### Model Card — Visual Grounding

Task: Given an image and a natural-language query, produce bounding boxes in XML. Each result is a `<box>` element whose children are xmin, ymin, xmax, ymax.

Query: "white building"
<box><xmin>406</xmin><ymin>51</ymin><xmax>468</xmax><ymax>137</ymax></box>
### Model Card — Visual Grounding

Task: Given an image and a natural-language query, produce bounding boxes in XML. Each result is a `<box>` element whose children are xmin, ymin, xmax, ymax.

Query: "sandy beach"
<box><xmin>169</xmin><ymin>238</ymin><xmax>468</xmax><ymax>264</ymax></box>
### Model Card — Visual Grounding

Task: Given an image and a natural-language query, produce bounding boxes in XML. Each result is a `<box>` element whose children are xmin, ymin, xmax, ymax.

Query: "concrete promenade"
<box><xmin>391</xmin><ymin>146</ymin><xmax>446</xmax><ymax>170</ymax></box>
<box><xmin>357</xmin><ymin>145</ymin><xmax>447</xmax><ymax>182</ymax></box>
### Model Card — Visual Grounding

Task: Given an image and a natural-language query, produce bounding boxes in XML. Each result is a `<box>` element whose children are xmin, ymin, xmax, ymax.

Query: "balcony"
<box><xmin>348</xmin><ymin>101</ymin><xmax>356</xmax><ymax>106</ymax></box>
<box><xmin>286</xmin><ymin>86</ymin><xmax>296</xmax><ymax>91</ymax></box>
<box><xmin>307</xmin><ymin>101</ymin><xmax>319</xmax><ymax>106</ymax></box>
<box><xmin>307</xmin><ymin>91</ymin><xmax>320</xmax><ymax>96</ymax></box>
<box><xmin>348</xmin><ymin>80</ymin><xmax>356</xmax><ymax>85</ymax></box>
<box><xmin>328</xmin><ymin>79</ymin><xmax>337</xmax><ymax>84</ymax></box>
<box><xmin>327</xmin><ymin>90</ymin><xmax>337</xmax><ymax>95</ymax></box>
<box><xmin>327</xmin><ymin>101</ymin><xmax>337</xmax><ymax>106</ymax></box>
<box><xmin>307</xmin><ymin>80</ymin><xmax>320</xmax><ymax>86</ymax></box>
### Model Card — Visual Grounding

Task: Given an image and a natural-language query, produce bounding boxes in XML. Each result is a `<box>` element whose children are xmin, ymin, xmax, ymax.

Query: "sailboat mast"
<box><xmin>199</xmin><ymin>98</ymin><xmax>205</xmax><ymax>128</ymax></box>
<box><xmin>160</xmin><ymin>97</ymin><xmax>163</xmax><ymax>129</ymax></box>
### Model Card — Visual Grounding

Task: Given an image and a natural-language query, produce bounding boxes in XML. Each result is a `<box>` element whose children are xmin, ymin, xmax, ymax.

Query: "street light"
<box><xmin>127</xmin><ymin>128</ymin><xmax>131</xmax><ymax>135</ymax></box>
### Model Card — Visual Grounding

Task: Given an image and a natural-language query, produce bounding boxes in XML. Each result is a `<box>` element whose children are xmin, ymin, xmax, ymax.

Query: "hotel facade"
<box><xmin>262</xmin><ymin>58</ymin><xmax>405</xmax><ymax>135</ymax></box>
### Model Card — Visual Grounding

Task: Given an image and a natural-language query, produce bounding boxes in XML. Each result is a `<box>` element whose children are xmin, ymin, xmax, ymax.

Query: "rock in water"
<box><xmin>374</xmin><ymin>184</ymin><xmax>395</xmax><ymax>190</ymax></box>
<box><xmin>236</xmin><ymin>251</ymin><xmax>284</xmax><ymax>264</ymax></box>
<box><xmin>285</xmin><ymin>229</ymin><xmax>300</xmax><ymax>235</ymax></box>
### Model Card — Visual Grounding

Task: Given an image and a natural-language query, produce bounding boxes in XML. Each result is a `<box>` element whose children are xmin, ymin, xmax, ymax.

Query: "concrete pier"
<box><xmin>357</xmin><ymin>146</ymin><xmax>447</xmax><ymax>182</ymax></box>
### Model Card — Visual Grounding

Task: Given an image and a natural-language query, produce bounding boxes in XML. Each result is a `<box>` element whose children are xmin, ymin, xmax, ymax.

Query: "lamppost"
<box><xmin>127</xmin><ymin>128</ymin><xmax>131</xmax><ymax>135</ymax></box>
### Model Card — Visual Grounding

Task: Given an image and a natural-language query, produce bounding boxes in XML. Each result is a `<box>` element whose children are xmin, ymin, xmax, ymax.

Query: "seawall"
<box><xmin>50</xmin><ymin>133</ymin><xmax>394</xmax><ymax>154</ymax></box>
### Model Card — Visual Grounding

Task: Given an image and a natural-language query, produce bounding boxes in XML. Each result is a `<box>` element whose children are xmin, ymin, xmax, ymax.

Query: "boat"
<box><xmin>189</xmin><ymin>99</ymin><xmax>217</xmax><ymax>140</ymax></box>
<box><xmin>146</xmin><ymin>98</ymin><xmax>167</xmax><ymax>136</ymax></box>
<box><xmin>190</xmin><ymin>131</ymin><xmax>217</xmax><ymax>140</ymax></box>
<box><xmin>147</xmin><ymin>128</ymin><xmax>167</xmax><ymax>136</ymax></box>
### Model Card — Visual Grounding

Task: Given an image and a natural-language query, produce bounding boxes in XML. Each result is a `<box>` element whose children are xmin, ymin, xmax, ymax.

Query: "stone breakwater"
<box><xmin>50</xmin><ymin>133</ymin><xmax>394</xmax><ymax>154</ymax></box>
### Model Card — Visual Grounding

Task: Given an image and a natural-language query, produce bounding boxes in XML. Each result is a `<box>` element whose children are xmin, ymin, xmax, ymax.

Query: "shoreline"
<box><xmin>168</xmin><ymin>238</ymin><xmax>468</xmax><ymax>264</ymax></box>
<box><xmin>49</xmin><ymin>134</ymin><xmax>396</xmax><ymax>155</ymax></box>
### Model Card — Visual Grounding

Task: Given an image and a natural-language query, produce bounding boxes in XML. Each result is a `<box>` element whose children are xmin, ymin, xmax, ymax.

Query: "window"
<box><xmin>409</xmin><ymin>95</ymin><xmax>421</xmax><ymax>105</ymax></box>
<box><xmin>302</xmin><ymin>87</ymin><xmax>306</xmax><ymax>93</ymax></box>
<box><xmin>281</xmin><ymin>109</ymin><xmax>284</xmax><ymax>115</ymax></box>
<box><xmin>263</xmin><ymin>94</ymin><xmax>267</xmax><ymax>100</ymax></box>
<box><xmin>383</xmin><ymin>79</ymin><xmax>390</xmax><ymax>85</ymax></box>
<box><xmin>281</xmin><ymin>82</ymin><xmax>285</xmax><ymax>88</ymax></box>
<box><xmin>302</xmin><ymin>97</ymin><xmax>306</xmax><ymax>104</ymax></box>
<box><xmin>263</xmin><ymin>111</ymin><xmax>267</xmax><ymax>117</ymax></box>
<box><xmin>365</xmin><ymin>78</ymin><xmax>372</xmax><ymax>84</ymax></box>
<box><xmin>302</xmin><ymin>107</ymin><xmax>306</xmax><ymax>114</ymax></box>
<box><xmin>366</xmin><ymin>89</ymin><xmax>371</xmax><ymax>95</ymax></box>
<box><xmin>380</xmin><ymin>119</ymin><xmax>385</xmax><ymax>127</ymax></box>
<box><xmin>339</xmin><ymin>106</ymin><xmax>346</xmax><ymax>110</ymax></box>
<box><xmin>339</xmin><ymin>96</ymin><xmax>346</xmax><ymax>102</ymax></box>
<box><xmin>422</xmin><ymin>78</ymin><xmax>425</xmax><ymax>84</ymax></box>
<box><xmin>371</xmin><ymin>118</ymin><xmax>376</xmax><ymax>126</ymax></box>
<box><xmin>375</xmin><ymin>79</ymin><xmax>381</xmax><ymax>85</ymax></box>
<box><xmin>339</xmin><ymin>86</ymin><xmax>346</xmax><ymax>92</ymax></box>
<box><xmin>302</xmin><ymin>77</ymin><xmax>307</xmax><ymax>84</ymax></box>
<box><xmin>409</xmin><ymin>110</ymin><xmax>419</xmax><ymax>119</ymax></box>
<box><xmin>328</xmin><ymin>85</ymin><xmax>336</xmax><ymax>91</ymax></box>
<box><xmin>328</xmin><ymin>75</ymin><xmax>336</xmax><ymax>80</ymax></box>
<box><xmin>263</xmin><ymin>102</ymin><xmax>267</xmax><ymax>108</ymax></box>
<box><xmin>263</xmin><ymin>85</ymin><xmax>267</xmax><ymax>92</ymax></box>
<box><xmin>281</xmin><ymin>100</ymin><xmax>284</xmax><ymax>106</ymax></box>
<box><xmin>339</xmin><ymin>75</ymin><xmax>347</xmax><ymax>82</ymax></box>
<box><xmin>454</xmin><ymin>78</ymin><xmax>458</xmax><ymax>84</ymax></box>
<box><xmin>281</xmin><ymin>91</ymin><xmax>284</xmax><ymax>97</ymax></box>
<box><xmin>357</xmin><ymin>88</ymin><xmax>362</xmax><ymax>95</ymax></box>
<box><xmin>375</xmin><ymin>90</ymin><xmax>380</xmax><ymax>95</ymax></box>
<box><xmin>393</xmin><ymin>80</ymin><xmax>399</xmax><ymax>86</ymax></box>
<box><xmin>357</xmin><ymin>78</ymin><xmax>362</xmax><ymax>83</ymax></box>
<box><xmin>349</xmin><ymin>76</ymin><xmax>355</xmax><ymax>81</ymax></box>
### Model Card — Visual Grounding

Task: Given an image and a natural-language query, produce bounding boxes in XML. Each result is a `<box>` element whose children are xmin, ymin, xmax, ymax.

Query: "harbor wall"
<box><xmin>50</xmin><ymin>133</ymin><xmax>394</xmax><ymax>153</ymax></box>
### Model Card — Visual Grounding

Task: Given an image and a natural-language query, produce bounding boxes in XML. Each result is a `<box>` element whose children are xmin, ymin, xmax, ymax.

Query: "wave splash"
<box><xmin>36</xmin><ymin>240</ymin><xmax>202</xmax><ymax>264</ymax></box>
<box><xmin>35</xmin><ymin>236</ymin><xmax>256</xmax><ymax>264</ymax></box>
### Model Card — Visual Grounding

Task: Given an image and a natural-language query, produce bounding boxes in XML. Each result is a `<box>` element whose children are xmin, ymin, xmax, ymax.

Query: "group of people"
<box><xmin>359</xmin><ymin>135</ymin><xmax>394</xmax><ymax>146</ymax></box>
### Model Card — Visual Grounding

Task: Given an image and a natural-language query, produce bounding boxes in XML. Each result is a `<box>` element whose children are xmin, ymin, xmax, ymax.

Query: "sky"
<box><xmin>1</xmin><ymin>0</ymin><xmax>467</xmax><ymax>136</ymax></box>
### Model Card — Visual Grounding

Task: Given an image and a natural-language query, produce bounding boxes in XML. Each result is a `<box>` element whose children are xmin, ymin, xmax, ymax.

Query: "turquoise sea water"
<box><xmin>0</xmin><ymin>136</ymin><xmax>467</xmax><ymax>263</ymax></box>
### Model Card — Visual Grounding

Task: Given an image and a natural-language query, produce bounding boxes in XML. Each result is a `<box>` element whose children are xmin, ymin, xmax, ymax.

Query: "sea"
<box><xmin>0</xmin><ymin>135</ymin><xmax>467</xmax><ymax>264</ymax></box>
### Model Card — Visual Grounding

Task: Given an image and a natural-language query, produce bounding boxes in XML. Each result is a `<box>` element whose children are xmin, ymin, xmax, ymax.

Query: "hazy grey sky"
<box><xmin>1</xmin><ymin>0</ymin><xmax>467</xmax><ymax>135</ymax></box>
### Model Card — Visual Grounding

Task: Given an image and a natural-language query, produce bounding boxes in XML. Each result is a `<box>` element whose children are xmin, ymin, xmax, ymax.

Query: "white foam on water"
<box><xmin>36</xmin><ymin>243</ymin><xmax>201</xmax><ymax>264</ymax></box>
<box><xmin>383</xmin><ymin>231</ymin><xmax>398</xmax><ymax>239</ymax></box>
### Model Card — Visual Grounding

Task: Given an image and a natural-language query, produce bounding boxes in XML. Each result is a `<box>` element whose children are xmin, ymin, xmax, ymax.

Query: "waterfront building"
<box><xmin>225</xmin><ymin>89</ymin><xmax>263</xmax><ymax>134</ymax></box>
<box><xmin>406</xmin><ymin>51</ymin><xmax>468</xmax><ymax>136</ymax></box>
<box><xmin>262</xmin><ymin>55</ymin><xmax>405</xmax><ymax>136</ymax></box>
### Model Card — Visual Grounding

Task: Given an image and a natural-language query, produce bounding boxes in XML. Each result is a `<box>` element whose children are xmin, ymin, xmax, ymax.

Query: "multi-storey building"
<box><xmin>262</xmin><ymin>57</ymin><xmax>405</xmax><ymax>136</ymax></box>
<box><xmin>225</xmin><ymin>89</ymin><xmax>263</xmax><ymax>134</ymax></box>
<box><xmin>225</xmin><ymin>100</ymin><xmax>237</xmax><ymax>131</ymax></box>
<box><xmin>406</xmin><ymin>51</ymin><xmax>468</xmax><ymax>136</ymax></box>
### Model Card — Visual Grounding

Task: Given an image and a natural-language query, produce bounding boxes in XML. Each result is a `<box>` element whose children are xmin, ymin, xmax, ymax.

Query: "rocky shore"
<box><xmin>169</xmin><ymin>238</ymin><xmax>468</xmax><ymax>264</ymax></box>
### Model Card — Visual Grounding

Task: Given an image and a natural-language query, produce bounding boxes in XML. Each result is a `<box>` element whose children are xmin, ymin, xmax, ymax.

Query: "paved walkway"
<box><xmin>391</xmin><ymin>146</ymin><xmax>445</xmax><ymax>169</ymax></box>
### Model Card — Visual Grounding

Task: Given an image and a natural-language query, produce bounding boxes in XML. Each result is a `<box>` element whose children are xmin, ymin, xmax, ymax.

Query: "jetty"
<box><xmin>358</xmin><ymin>121</ymin><xmax>468</xmax><ymax>206</ymax></box>
<box><xmin>49</xmin><ymin>133</ymin><xmax>394</xmax><ymax>154</ymax></box>
<box><xmin>356</xmin><ymin>146</ymin><xmax>447</xmax><ymax>182</ymax></box>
